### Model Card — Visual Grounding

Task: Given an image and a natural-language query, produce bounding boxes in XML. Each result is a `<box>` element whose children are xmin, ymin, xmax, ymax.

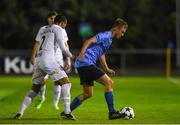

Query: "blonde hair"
<box><xmin>112</xmin><ymin>18</ymin><xmax>128</xmax><ymax>29</ymax></box>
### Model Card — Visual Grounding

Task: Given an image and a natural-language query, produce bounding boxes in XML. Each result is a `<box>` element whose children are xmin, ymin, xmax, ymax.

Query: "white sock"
<box><xmin>19</xmin><ymin>90</ymin><xmax>37</xmax><ymax>115</ymax></box>
<box><xmin>54</xmin><ymin>85</ymin><xmax>61</xmax><ymax>107</ymax></box>
<box><xmin>61</xmin><ymin>83</ymin><xmax>71</xmax><ymax>114</ymax></box>
<box><xmin>40</xmin><ymin>85</ymin><xmax>46</xmax><ymax>101</ymax></box>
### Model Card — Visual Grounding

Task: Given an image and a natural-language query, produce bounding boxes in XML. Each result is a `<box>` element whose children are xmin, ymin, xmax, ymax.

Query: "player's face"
<box><xmin>47</xmin><ymin>15</ymin><xmax>56</xmax><ymax>25</ymax></box>
<box><xmin>115</xmin><ymin>26</ymin><xmax>127</xmax><ymax>39</ymax></box>
<box><xmin>60</xmin><ymin>21</ymin><xmax>67</xmax><ymax>29</ymax></box>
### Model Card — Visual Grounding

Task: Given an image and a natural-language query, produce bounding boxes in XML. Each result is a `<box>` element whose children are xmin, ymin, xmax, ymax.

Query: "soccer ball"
<box><xmin>120</xmin><ymin>107</ymin><xmax>135</xmax><ymax>120</ymax></box>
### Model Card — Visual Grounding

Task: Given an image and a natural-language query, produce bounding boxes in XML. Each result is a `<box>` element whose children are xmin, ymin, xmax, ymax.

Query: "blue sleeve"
<box><xmin>94</xmin><ymin>32</ymin><xmax>105</xmax><ymax>44</ymax></box>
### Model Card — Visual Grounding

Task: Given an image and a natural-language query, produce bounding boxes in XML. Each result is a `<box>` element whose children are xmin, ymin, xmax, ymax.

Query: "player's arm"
<box><xmin>64</xmin><ymin>41</ymin><xmax>72</xmax><ymax>71</ymax></box>
<box><xmin>78</xmin><ymin>37</ymin><xmax>96</xmax><ymax>60</ymax></box>
<box><xmin>58</xmin><ymin>40</ymin><xmax>72</xmax><ymax>57</ymax></box>
<box><xmin>31</xmin><ymin>27</ymin><xmax>43</xmax><ymax>65</ymax></box>
<box><xmin>99</xmin><ymin>54</ymin><xmax>115</xmax><ymax>75</ymax></box>
<box><xmin>56</xmin><ymin>29</ymin><xmax>72</xmax><ymax>58</ymax></box>
<box><xmin>64</xmin><ymin>41</ymin><xmax>69</xmax><ymax>49</ymax></box>
<box><xmin>31</xmin><ymin>41</ymin><xmax>40</xmax><ymax>65</ymax></box>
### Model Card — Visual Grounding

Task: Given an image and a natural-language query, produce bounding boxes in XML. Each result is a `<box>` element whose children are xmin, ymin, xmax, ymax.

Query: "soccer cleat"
<box><xmin>13</xmin><ymin>113</ymin><xmax>22</xmax><ymax>120</ymax></box>
<box><xmin>35</xmin><ymin>98</ymin><xmax>45</xmax><ymax>109</ymax></box>
<box><xmin>109</xmin><ymin>111</ymin><xmax>126</xmax><ymax>120</ymax></box>
<box><xmin>54</xmin><ymin>105</ymin><xmax>60</xmax><ymax>110</ymax></box>
<box><xmin>60</xmin><ymin>112</ymin><xmax>76</xmax><ymax>120</ymax></box>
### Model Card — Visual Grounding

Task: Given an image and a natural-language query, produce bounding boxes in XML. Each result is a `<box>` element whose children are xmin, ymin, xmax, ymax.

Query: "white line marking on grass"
<box><xmin>169</xmin><ymin>78</ymin><xmax>180</xmax><ymax>86</ymax></box>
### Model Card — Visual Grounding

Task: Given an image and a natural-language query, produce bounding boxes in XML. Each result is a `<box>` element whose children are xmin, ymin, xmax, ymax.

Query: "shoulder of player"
<box><xmin>51</xmin><ymin>24</ymin><xmax>63</xmax><ymax>31</ymax></box>
<box><xmin>37</xmin><ymin>25</ymin><xmax>49</xmax><ymax>33</ymax></box>
<box><xmin>62</xmin><ymin>29</ymin><xmax>67</xmax><ymax>33</ymax></box>
<box><xmin>98</xmin><ymin>31</ymin><xmax>111</xmax><ymax>36</ymax></box>
<box><xmin>39</xmin><ymin>25</ymin><xmax>48</xmax><ymax>30</ymax></box>
<box><xmin>95</xmin><ymin>31</ymin><xmax>111</xmax><ymax>38</ymax></box>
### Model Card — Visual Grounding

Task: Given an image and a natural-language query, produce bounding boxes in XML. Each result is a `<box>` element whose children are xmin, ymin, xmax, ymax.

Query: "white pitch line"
<box><xmin>169</xmin><ymin>78</ymin><xmax>180</xmax><ymax>86</ymax></box>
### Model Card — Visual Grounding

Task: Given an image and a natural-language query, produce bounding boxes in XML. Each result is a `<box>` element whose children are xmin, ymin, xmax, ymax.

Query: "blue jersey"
<box><xmin>75</xmin><ymin>31</ymin><xmax>112</xmax><ymax>68</ymax></box>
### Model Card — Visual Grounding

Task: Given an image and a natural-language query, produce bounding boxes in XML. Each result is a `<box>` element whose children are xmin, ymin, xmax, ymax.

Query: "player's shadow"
<box><xmin>0</xmin><ymin>117</ymin><xmax>75</xmax><ymax>124</ymax></box>
<box><xmin>1</xmin><ymin>117</ymin><xmax>65</xmax><ymax>120</ymax></box>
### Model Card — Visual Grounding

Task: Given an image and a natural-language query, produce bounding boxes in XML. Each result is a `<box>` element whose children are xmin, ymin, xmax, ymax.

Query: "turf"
<box><xmin>0</xmin><ymin>76</ymin><xmax>180</xmax><ymax>124</ymax></box>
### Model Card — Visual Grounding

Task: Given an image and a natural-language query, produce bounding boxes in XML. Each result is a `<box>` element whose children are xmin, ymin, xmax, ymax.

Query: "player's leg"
<box><xmin>55</xmin><ymin>77</ymin><xmax>76</xmax><ymax>120</ymax></box>
<box><xmin>35</xmin><ymin>75</ymin><xmax>48</xmax><ymax>109</ymax></box>
<box><xmin>70</xmin><ymin>65</ymin><xmax>99</xmax><ymax>112</ymax></box>
<box><xmin>39</xmin><ymin>83</ymin><xmax>46</xmax><ymax>101</ymax></box>
<box><xmin>13</xmin><ymin>84</ymin><xmax>41</xmax><ymax>119</ymax></box>
<box><xmin>47</xmin><ymin>64</ymin><xmax>75</xmax><ymax>120</ymax></box>
<box><xmin>53</xmin><ymin>82</ymin><xmax>61</xmax><ymax>110</ymax></box>
<box><xmin>95</xmin><ymin>74</ymin><xmax>123</xmax><ymax>120</ymax></box>
<box><xmin>70</xmin><ymin>84</ymin><xmax>93</xmax><ymax>112</ymax></box>
<box><xmin>52</xmin><ymin>72</ymin><xmax>70</xmax><ymax>113</ymax></box>
<box><xmin>40</xmin><ymin>75</ymin><xmax>48</xmax><ymax>101</ymax></box>
<box><xmin>13</xmin><ymin>66</ymin><xmax>46</xmax><ymax>119</ymax></box>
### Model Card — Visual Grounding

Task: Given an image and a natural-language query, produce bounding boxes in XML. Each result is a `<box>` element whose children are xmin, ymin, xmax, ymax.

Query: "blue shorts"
<box><xmin>77</xmin><ymin>65</ymin><xmax>105</xmax><ymax>86</ymax></box>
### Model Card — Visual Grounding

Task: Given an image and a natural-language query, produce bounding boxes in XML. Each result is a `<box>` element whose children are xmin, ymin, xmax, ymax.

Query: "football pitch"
<box><xmin>0</xmin><ymin>76</ymin><xmax>180</xmax><ymax>124</ymax></box>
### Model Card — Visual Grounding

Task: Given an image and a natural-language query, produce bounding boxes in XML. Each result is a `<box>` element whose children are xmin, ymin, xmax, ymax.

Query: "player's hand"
<box><xmin>64</xmin><ymin>58</ymin><xmax>71</xmax><ymax>71</ymax></box>
<box><xmin>106</xmin><ymin>68</ymin><xmax>115</xmax><ymax>76</ymax></box>
<box><xmin>71</xmin><ymin>55</ymin><xmax>76</xmax><ymax>62</ymax></box>
<box><xmin>64</xmin><ymin>58</ymin><xmax>71</xmax><ymax>69</ymax></box>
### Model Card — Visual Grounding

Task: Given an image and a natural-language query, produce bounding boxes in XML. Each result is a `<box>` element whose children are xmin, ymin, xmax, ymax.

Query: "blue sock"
<box><xmin>105</xmin><ymin>91</ymin><xmax>115</xmax><ymax>114</ymax></box>
<box><xmin>70</xmin><ymin>97</ymin><xmax>83</xmax><ymax>111</ymax></box>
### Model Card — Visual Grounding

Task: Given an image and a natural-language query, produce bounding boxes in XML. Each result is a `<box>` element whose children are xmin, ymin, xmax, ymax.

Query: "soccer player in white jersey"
<box><xmin>37</xmin><ymin>29</ymin><xmax>71</xmax><ymax>110</ymax></box>
<box><xmin>31</xmin><ymin>11</ymin><xmax>71</xmax><ymax>110</ymax></box>
<box><xmin>51</xmin><ymin>28</ymin><xmax>71</xmax><ymax>110</ymax></box>
<box><xmin>31</xmin><ymin>11</ymin><xmax>57</xmax><ymax>109</ymax></box>
<box><xmin>13</xmin><ymin>14</ymin><xmax>75</xmax><ymax>120</ymax></box>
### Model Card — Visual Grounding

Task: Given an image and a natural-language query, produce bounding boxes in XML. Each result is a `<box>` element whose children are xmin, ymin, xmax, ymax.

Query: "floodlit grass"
<box><xmin>0</xmin><ymin>76</ymin><xmax>180</xmax><ymax>124</ymax></box>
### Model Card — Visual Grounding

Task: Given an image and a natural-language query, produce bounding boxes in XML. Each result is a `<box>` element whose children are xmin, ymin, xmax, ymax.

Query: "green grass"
<box><xmin>0</xmin><ymin>76</ymin><xmax>180</xmax><ymax>124</ymax></box>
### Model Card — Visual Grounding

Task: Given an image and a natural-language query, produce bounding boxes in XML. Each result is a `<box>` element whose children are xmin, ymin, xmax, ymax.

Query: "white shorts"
<box><xmin>32</xmin><ymin>59</ymin><xmax>67</xmax><ymax>85</ymax></box>
<box><xmin>43</xmin><ymin>60</ymin><xmax>64</xmax><ymax>80</ymax></box>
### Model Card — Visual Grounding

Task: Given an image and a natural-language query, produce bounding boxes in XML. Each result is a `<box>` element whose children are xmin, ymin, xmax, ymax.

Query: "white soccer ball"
<box><xmin>120</xmin><ymin>107</ymin><xmax>135</xmax><ymax>120</ymax></box>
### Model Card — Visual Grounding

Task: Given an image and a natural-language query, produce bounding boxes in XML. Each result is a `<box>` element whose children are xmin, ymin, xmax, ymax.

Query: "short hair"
<box><xmin>54</xmin><ymin>14</ymin><xmax>67</xmax><ymax>24</ymax></box>
<box><xmin>112</xmin><ymin>18</ymin><xmax>128</xmax><ymax>29</ymax></box>
<box><xmin>47</xmin><ymin>11</ymin><xmax>58</xmax><ymax>18</ymax></box>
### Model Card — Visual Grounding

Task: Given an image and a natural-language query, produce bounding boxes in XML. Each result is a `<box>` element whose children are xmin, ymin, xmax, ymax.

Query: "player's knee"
<box><xmin>104</xmin><ymin>79</ymin><xmax>113</xmax><ymax>91</ymax></box>
<box><xmin>27</xmin><ymin>90</ymin><xmax>37</xmax><ymax>99</ymax></box>
<box><xmin>88</xmin><ymin>93</ymin><xmax>93</xmax><ymax>98</ymax></box>
<box><xmin>84</xmin><ymin>92</ymin><xmax>93</xmax><ymax>99</ymax></box>
<box><xmin>55</xmin><ymin>77</ymin><xmax>70</xmax><ymax>86</ymax></box>
<box><xmin>31</xmin><ymin>84</ymin><xmax>41</xmax><ymax>93</ymax></box>
<box><xmin>106</xmin><ymin>79</ymin><xmax>113</xmax><ymax>87</ymax></box>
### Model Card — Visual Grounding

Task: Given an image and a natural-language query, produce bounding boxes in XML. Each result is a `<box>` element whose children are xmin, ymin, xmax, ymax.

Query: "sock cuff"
<box><xmin>105</xmin><ymin>91</ymin><xmax>113</xmax><ymax>95</ymax></box>
<box><xmin>76</xmin><ymin>97</ymin><xmax>83</xmax><ymax>103</ymax></box>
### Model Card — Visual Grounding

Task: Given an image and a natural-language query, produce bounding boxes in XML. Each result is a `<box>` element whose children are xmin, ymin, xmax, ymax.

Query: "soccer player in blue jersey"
<box><xmin>66</xmin><ymin>18</ymin><xmax>128</xmax><ymax>120</ymax></box>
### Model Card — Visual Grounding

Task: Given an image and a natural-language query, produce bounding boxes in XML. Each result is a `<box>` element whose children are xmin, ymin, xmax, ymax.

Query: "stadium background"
<box><xmin>0</xmin><ymin>0</ymin><xmax>180</xmax><ymax>124</ymax></box>
<box><xmin>0</xmin><ymin>0</ymin><xmax>179</xmax><ymax>76</ymax></box>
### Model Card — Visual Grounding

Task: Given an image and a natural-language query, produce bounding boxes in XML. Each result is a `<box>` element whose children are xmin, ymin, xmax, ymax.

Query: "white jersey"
<box><xmin>36</xmin><ymin>24</ymin><xmax>71</xmax><ymax>61</ymax></box>
<box><xmin>35</xmin><ymin>26</ymin><xmax>46</xmax><ymax>43</ymax></box>
<box><xmin>55</xmin><ymin>29</ymin><xmax>69</xmax><ymax>67</ymax></box>
<box><xmin>32</xmin><ymin>24</ymin><xmax>72</xmax><ymax>84</ymax></box>
<box><xmin>35</xmin><ymin>25</ymin><xmax>69</xmax><ymax>67</ymax></box>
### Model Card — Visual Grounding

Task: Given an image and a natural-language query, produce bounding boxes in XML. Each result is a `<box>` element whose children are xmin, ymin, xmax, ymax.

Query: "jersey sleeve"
<box><xmin>63</xmin><ymin>29</ymin><xmax>69</xmax><ymax>42</ymax></box>
<box><xmin>55</xmin><ymin>27</ymin><xmax>72</xmax><ymax>57</ymax></box>
<box><xmin>94</xmin><ymin>32</ymin><xmax>105</xmax><ymax>44</ymax></box>
<box><xmin>35</xmin><ymin>27</ymin><xmax>43</xmax><ymax>42</ymax></box>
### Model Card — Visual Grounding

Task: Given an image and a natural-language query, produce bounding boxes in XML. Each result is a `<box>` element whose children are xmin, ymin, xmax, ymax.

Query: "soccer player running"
<box><xmin>31</xmin><ymin>11</ymin><xmax>71</xmax><ymax>110</ymax></box>
<box><xmin>13</xmin><ymin>14</ymin><xmax>75</xmax><ymax>120</ymax></box>
<box><xmin>69</xmin><ymin>18</ymin><xmax>128</xmax><ymax>120</ymax></box>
